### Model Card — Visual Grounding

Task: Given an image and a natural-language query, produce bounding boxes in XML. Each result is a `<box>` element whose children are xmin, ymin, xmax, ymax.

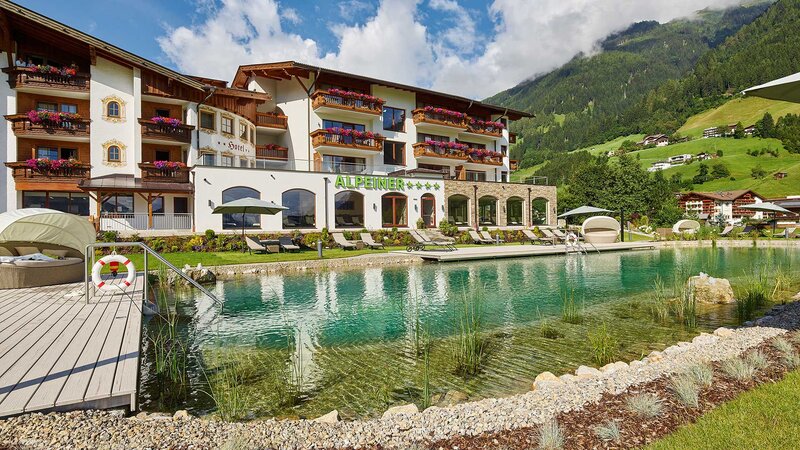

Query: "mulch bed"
<box><xmin>424</xmin><ymin>337</ymin><xmax>795</xmax><ymax>450</ymax></box>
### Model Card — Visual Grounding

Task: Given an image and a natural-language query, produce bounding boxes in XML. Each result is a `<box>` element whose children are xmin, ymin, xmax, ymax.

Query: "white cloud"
<box><xmin>281</xmin><ymin>8</ymin><xmax>302</xmax><ymax>25</ymax></box>
<box><xmin>158</xmin><ymin>0</ymin><xmax>749</xmax><ymax>98</ymax></box>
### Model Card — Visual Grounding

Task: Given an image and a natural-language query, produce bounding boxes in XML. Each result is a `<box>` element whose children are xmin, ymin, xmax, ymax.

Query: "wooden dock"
<box><xmin>0</xmin><ymin>276</ymin><xmax>143</xmax><ymax>418</ymax></box>
<box><xmin>403</xmin><ymin>241</ymin><xmax>656</xmax><ymax>262</ymax></box>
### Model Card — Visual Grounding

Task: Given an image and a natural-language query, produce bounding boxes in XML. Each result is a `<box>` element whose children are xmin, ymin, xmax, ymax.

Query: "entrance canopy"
<box><xmin>743</xmin><ymin>72</ymin><xmax>800</xmax><ymax>103</ymax></box>
<box><xmin>0</xmin><ymin>208</ymin><xmax>95</xmax><ymax>256</ymax></box>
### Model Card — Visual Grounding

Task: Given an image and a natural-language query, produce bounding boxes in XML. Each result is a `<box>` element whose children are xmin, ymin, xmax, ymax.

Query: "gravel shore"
<box><xmin>2</xmin><ymin>299</ymin><xmax>799</xmax><ymax>450</ymax></box>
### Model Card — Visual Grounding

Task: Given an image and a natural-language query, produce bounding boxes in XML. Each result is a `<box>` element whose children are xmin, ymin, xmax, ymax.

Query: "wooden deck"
<box><xmin>403</xmin><ymin>241</ymin><xmax>656</xmax><ymax>262</ymax></box>
<box><xmin>0</xmin><ymin>275</ymin><xmax>143</xmax><ymax>418</ymax></box>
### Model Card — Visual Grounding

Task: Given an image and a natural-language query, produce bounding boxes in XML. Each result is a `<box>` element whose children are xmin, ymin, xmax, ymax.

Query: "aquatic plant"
<box><xmin>201</xmin><ymin>357</ymin><xmax>248</xmax><ymax>421</ymax></box>
<box><xmin>538</xmin><ymin>421</ymin><xmax>565</xmax><ymax>450</ymax></box>
<box><xmin>594</xmin><ymin>420</ymin><xmax>621</xmax><ymax>443</ymax></box>
<box><xmin>560</xmin><ymin>288</ymin><xmax>583</xmax><ymax>324</ymax></box>
<box><xmin>588</xmin><ymin>322</ymin><xmax>618</xmax><ymax>366</ymax></box>
<box><xmin>540</xmin><ymin>320</ymin><xmax>563</xmax><ymax>339</ymax></box>
<box><xmin>772</xmin><ymin>264</ymin><xmax>794</xmax><ymax>302</ymax></box>
<box><xmin>147</xmin><ymin>262</ymin><xmax>189</xmax><ymax>400</ymax></box>
<box><xmin>685</xmin><ymin>363</ymin><xmax>714</xmax><ymax>388</ymax></box>
<box><xmin>736</xmin><ymin>267</ymin><xmax>771</xmax><ymax>322</ymax></box>
<box><xmin>421</xmin><ymin>332</ymin><xmax>432</xmax><ymax>410</ymax></box>
<box><xmin>649</xmin><ymin>275</ymin><xmax>670</xmax><ymax>323</ymax></box>
<box><xmin>625</xmin><ymin>393</ymin><xmax>663</xmax><ymax>418</ymax></box>
<box><xmin>673</xmin><ymin>276</ymin><xmax>696</xmax><ymax>329</ymax></box>
<box><xmin>452</xmin><ymin>290</ymin><xmax>485</xmax><ymax>378</ymax></box>
<box><xmin>670</xmin><ymin>375</ymin><xmax>699</xmax><ymax>408</ymax></box>
<box><xmin>721</xmin><ymin>357</ymin><xmax>756</xmax><ymax>381</ymax></box>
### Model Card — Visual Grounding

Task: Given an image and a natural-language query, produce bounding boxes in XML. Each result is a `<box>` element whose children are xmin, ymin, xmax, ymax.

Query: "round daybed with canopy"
<box><xmin>672</xmin><ymin>219</ymin><xmax>701</xmax><ymax>235</ymax></box>
<box><xmin>581</xmin><ymin>216</ymin><xmax>621</xmax><ymax>244</ymax></box>
<box><xmin>0</xmin><ymin>208</ymin><xmax>95</xmax><ymax>289</ymax></box>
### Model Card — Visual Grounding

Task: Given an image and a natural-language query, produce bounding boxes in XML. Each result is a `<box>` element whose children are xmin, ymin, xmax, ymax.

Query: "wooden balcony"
<box><xmin>465</xmin><ymin>120</ymin><xmax>503</xmax><ymax>138</ymax></box>
<box><xmin>139</xmin><ymin>119</ymin><xmax>194</xmax><ymax>144</ymax></box>
<box><xmin>256</xmin><ymin>145</ymin><xmax>289</xmax><ymax>161</ymax></box>
<box><xmin>3</xmin><ymin>67</ymin><xmax>90</xmax><ymax>92</ymax></box>
<box><xmin>310</xmin><ymin>129</ymin><xmax>384</xmax><ymax>156</ymax></box>
<box><xmin>311</xmin><ymin>90</ymin><xmax>384</xmax><ymax>117</ymax></box>
<box><xmin>256</xmin><ymin>112</ymin><xmax>288</xmax><ymax>130</ymax></box>
<box><xmin>412</xmin><ymin>142</ymin><xmax>469</xmax><ymax>162</ymax></box>
<box><xmin>138</xmin><ymin>163</ymin><xmax>192</xmax><ymax>183</ymax></box>
<box><xmin>510</xmin><ymin>159</ymin><xmax>519</xmax><ymax>171</ymax></box>
<box><xmin>5</xmin><ymin>114</ymin><xmax>90</xmax><ymax>139</ymax></box>
<box><xmin>412</xmin><ymin>108</ymin><xmax>467</xmax><ymax>131</ymax></box>
<box><xmin>467</xmin><ymin>150</ymin><xmax>504</xmax><ymax>166</ymax></box>
<box><xmin>5</xmin><ymin>161</ymin><xmax>90</xmax><ymax>191</ymax></box>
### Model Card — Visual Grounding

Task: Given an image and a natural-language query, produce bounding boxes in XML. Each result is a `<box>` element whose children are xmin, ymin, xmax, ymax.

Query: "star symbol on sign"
<box><xmin>406</xmin><ymin>183</ymin><xmax>413</xmax><ymax>190</ymax></box>
<box><xmin>425</xmin><ymin>182</ymin><xmax>432</xmax><ymax>189</ymax></box>
<box><xmin>416</xmin><ymin>182</ymin><xmax>423</xmax><ymax>189</ymax></box>
<box><xmin>433</xmin><ymin>183</ymin><xmax>441</xmax><ymax>190</ymax></box>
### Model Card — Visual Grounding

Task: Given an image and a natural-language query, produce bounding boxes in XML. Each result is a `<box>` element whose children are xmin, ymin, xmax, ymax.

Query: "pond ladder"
<box><xmin>83</xmin><ymin>241</ymin><xmax>222</xmax><ymax>310</ymax></box>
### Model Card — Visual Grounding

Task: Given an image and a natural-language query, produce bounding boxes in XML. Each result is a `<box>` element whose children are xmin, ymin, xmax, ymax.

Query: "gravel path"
<box><xmin>2</xmin><ymin>300</ymin><xmax>799</xmax><ymax>450</ymax></box>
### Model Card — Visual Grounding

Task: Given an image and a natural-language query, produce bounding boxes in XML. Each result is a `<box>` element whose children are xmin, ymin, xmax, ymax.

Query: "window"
<box><xmin>382</xmin><ymin>193</ymin><xmax>408</xmax><ymax>227</ymax></box>
<box><xmin>107</xmin><ymin>101</ymin><xmax>120</xmax><ymax>118</ymax></box>
<box><xmin>447</xmin><ymin>195</ymin><xmax>469</xmax><ymax>226</ymax></box>
<box><xmin>200</xmin><ymin>111</ymin><xmax>215</xmax><ymax>130</ymax></box>
<box><xmin>322</xmin><ymin>120</ymin><xmax>365</xmax><ymax>131</ymax></box>
<box><xmin>222</xmin><ymin>187</ymin><xmax>260</xmax><ymax>229</ymax></box>
<box><xmin>383</xmin><ymin>140</ymin><xmax>405</xmax><ymax>166</ymax></box>
<box><xmin>155</xmin><ymin>150</ymin><xmax>170</xmax><ymax>161</ymax></box>
<box><xmin>36</xmin><ymin>147</ymin><xmax>58</xmax><ymax>160</ymax></box>
<box><xmin>221</xmin><ymin>116</ymin><xmax>233</xmax><ymax>135</ymax></box>
<box><xmin>173</xmin><ymin>197</ymin><xmax>189</xmax><ymax>214</ymax></box>
<box><xmin>500</xmin><ymin>145</ymin><xmax>508</xmax><ymax>156</ymax></box>
<box><xmin>220</xmin><ymin>155</ymin><xmax>234</xmax><ymax>167</ymax></box>
<box><xmin>465</xmin><ymin>170</ymin><xmax>486</xmax><ymax>182</ymax></box>
<box><xmin>155</xmin><ymin>108</ymin><xmax>170</xmax><ymax>118</ymax></box>
<box><xmin>152</xmin><ymin>196</ymin><xmax>165</xmax><ymax>214</ymax></box>
<box><xmin>101</xmin><ymin>194</ymin><xmax>134</xmax><ymax>214</ymax></box>
<box><xmin>506</xmin><ymin>197</ymin><xmax>523</xmax><ymax>225</ymax></box>
<box><xmin>418</xmin><ymin>133</ymin><xmax>448</xmax><ymax>143</ymax></box>
<box><xmin>60</xmin><ymin>103</ymin><xmax>77</xmax><ymax>114</ymax></box>
<box><xmin>421</xmin><ymin>194</ymin><xmax>436</xmax><ymax>228</ymax></box>
<box><xmin>107</xmin><ymin>145</ymin><xmax>121</xmax><ymax>162</ymax></box>
<box><xmin>382</xmin><ymin>106</ymin><xmax>405</xmax><ymax>132</ymax></box>
<box><xmin>23</xmin><ymin>191</ymin><xmax>89</xmax><ymax>216</ymax></box>
<box><xmin>321</xmin><ymin>155</ymin><xmax>365</xmax><ymax>174</ymax></box>
<box><xmin>501</xmin><ymin>171</ymin><xmax>509</xmax><ymax>183</ymax></box>
<box><xmin>282</xmin><ymin>189</ymin><xmax>316</xmax><ymax>229</ymax></box>
<box><xmin>334</xmin><ymin>191</ymin><xmax>364</xmax><ymax>228</ymax></box>
<box><xmin>462</xmin><ymin>141</ymin><xmax>484</xmax><ymax>149</ymax></box>
<box><xmin>60</xmin><ymin>148</ymin><xmax>77</xmax><ymax>159</ymax></box>
<box><xmin>36</xmin><ymin>102</ymin><xmax>57</xmax><ymax>112</ymax></box>
<box><xmin>200</xmin><ymin>153</ymin><xmax>215</xmax><ymax>166</ymax></box>
<box><xmin>239</xmin><ymin>157</ymin><xmax>248</xmax><ymax>168</ymax></box>
<box><xmin>531</xmin><ymin>198</ymin><xmax>549</xmax><ymax>225</ymax></box>
<box><xmin>239</xmin><ymin>122</ymin><xmax>247</xmax><ymax>139</ymax></box>
<box><xmin>478</xmin><ymin>196</ymin><xmax>497</xmax><ymax>225</ymax></box>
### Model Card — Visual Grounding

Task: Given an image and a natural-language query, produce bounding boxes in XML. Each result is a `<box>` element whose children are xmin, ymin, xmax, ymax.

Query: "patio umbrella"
<box><xmin>743</xmin><ymin>71</ymin><xmax>800</xmax><ymax>103</ymax></box>
<box><xmin>739</xmin><ymin>202</ymin><xmax>796</xmax><ymax>233</ymax></box>
<box><xmin>212</xmin><ymin>198</ymin><xmax>287</xmax><ymax>251</ymax></box>
<box><xmin>557</xmin><ymin>205</ymin><xmax>612</xmax><ymax>218</ymax></box>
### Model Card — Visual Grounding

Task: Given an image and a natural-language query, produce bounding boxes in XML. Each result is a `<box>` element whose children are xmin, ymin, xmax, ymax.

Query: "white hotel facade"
<box><xmin>0</xmin><ymin>1</ymin><xmax>557</xmax><ymax>235</ymax></box>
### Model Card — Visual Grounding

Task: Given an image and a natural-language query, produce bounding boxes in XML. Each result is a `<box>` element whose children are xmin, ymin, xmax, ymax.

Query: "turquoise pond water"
<box><xmin>140</xmin><ymin>246</ymin><xmax>800</xmax><ymax>418</ymax></box>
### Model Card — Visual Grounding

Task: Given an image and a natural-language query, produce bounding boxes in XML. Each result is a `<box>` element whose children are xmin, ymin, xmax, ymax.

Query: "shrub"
<box><xmin>721</xmin><ymin>358</ymin><xmax>756</xmax><ymax>381</ymax></box>
<box><xmin>438</xmin><ymin>219</ymin><xmax>459</xmax><ymax>237</ymax></box>
<box><xmin>204</xmin><ymin>229</ymin><xmax>216</xmax><ymax>240</ymax></box>
<box><xmin>625</xmin><ymin>393</ymin><xmax>663</xmax><ymax>418</ymax></box>
<box><xmin>538</xmin><ymin>421</ymin><xmax>565</xmax><ymax>450</ymax></box>
<box><xmin>101</xmin><ymin>230</ymin><xmax>119</xmax><ymax>242</ymax></box>
<box><xmin>745</xmin><ymin>350</ymin><xmax>768</xmax><ymax>370</ymax></box>
<box><xmin>773</xmin><ymin>337</ymin><xmax>794</xmax><ymax>355</ymax></box>
<box><xmin>670</xmin><ymin>375</ymin><xmax>699</xmax><ymax>408</ymax></box>
<box><xmin>588</xmin><ymin>322</ymin><xmax>618</xmax><ymax>366</ymax></box>
<box><xmin>594</xmin><ymin>420</ymin><xmax>621</xmax><ymax>443</ymax></box>
<box><xmin>416</xmin><ymin>217</ymin><xmax>426</xmax><ymax>229</ymax></box>
<box><xmin>685</xmin><ymin>363</ymin><xmax>714</xmax><ymax>387</ymax></box>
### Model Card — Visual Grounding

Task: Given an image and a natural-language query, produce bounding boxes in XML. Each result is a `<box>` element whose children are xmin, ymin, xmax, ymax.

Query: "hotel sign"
<box><xmin>334</xmin><ymin>175</ymin><xmax>440</xmax><ymax>191</ymax></box>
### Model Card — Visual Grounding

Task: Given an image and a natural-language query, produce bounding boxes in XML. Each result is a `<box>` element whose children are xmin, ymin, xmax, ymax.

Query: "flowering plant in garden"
<box><xmin>325</xmin><ymin>127</ymin><xmax>382</xmax><ymax>140</ymax></box>
<box><xmin>25</xmin><ymin>158</ymin><xmax>78</xmax><ymax>172</ymax></box>
<box><xmin>469</xmin><ymin>118</ymin><xmax>505</xmax><ymax>130</ymax></box>
<box><xmin>424</xmin><ymin>139</ymin><xmax>469</xmax><ymax>152</ymax></box>
<box><xmin>422</xmin><ymin>105</ymin><xmax>466</xmax><ymax>119</ymax></box>
<box><xmin>151</xmin><ymin>116</ymin><xmax>183</xmax><ymax>127</ymax></box>
<box><xmin>261</xmin><ymin>143</ymin><xmax>286</xmax><ymax>151</ymax></box>
<box><xmin>152</xmin><ymin>160</ymin><xmax>187</xmax><ymax>171</ymax></box>
<box><xmin>28</xmin><ymin>65</ymin><xmax>78</xmax><ymax>77</ymax></box>
<box><xmin>327</xmin><ymin>88</ymin><xmax>384</xmax><ymax>104</ymax></box>
<box><xmin>468</xmin><ymin>148</ymin><xmax>503</xmax><ymax>160</ymax></box>
<box><xmin>26</xmin><ymin>110</ymin><xmax>81</xmax><ymax>124</ymax></box>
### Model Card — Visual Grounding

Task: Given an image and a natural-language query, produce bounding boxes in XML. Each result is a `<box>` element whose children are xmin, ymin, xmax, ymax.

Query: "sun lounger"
<box><xmin>778</xmin><ymin>227</ymin><xmax>796</xmax><ymax>239</ymax></box>
<box><xmin>424</xmin><ymin>229</ymin><xmax>456</xmax><ymax>244</ymax></box>
<box><xmin>719</xmin><ymin>225</ymin><xmax>734</xmax><ymax>237</ymax></box>
<box><xmin>522</xmin><ymin>229</ymin><xmax>553</xmax><ymax>245</ymax></box>
<box><xmin>333</xmin><ymin>233</ymin><xmax>359</xmax><ymax>250</ymax></box>
<box><xmin>278</xmin><ymin>236</ymin><xmax>300</xmax><ymax>252</ymax></box>
<box><xmin>408</xmin><ymin>230</ymin><xmax>456</xmax><ymax>251</ymax></box>
<box><xmin>480</xmin><ymin>230</ymin><xmax>504</xmax><ymax>243</ymax></box>
<box><xmin>469</xmin><ymin>230</ymin><xmax>493</xmax><ymax>244</ymax></box>
<box><xmin>245</xmin><ymin>236</ymin><xmax>269</xmax><ymax>254</ymax></box>
<box><xmin>360</xmin><ymin>233</ymin><xmax>385</xmax><ymax>249</ymax></box>
<box><xmin>540</xmin><ymin>228</ymin><xmax>564</xmax><ymax>244</ymax></box>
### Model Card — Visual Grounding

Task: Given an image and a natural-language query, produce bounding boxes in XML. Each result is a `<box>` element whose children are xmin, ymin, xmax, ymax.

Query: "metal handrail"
<box><xmin>84</xmin><ymin>242</ymin><xmax>222</xmax><ymax>309</ymax></box>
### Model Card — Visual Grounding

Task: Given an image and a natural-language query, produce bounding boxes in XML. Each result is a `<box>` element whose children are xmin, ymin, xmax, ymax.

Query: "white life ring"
<box><xmin>91</xmin><ymin>254</ymin><xmax>136</xmax><ymax>291</ymax></box>
<box><xmin>566</xmin><ymin>232</ymin><xmax>579</xmax><ymax>245</ymax></box>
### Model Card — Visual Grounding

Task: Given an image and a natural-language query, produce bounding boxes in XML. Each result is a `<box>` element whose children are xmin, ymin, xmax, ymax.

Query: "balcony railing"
<box><xmin>139</xmin><ymin>118</ymin><xmax>194</xmax><ymax>144</ymax></box>
<box><xmin>466</xmin><ymin>119</ymin><xmax>504</xmax><ymax>137</ymax></box>
<box><xmin>5</xmin><ymin>161</ymin><xmax>91</xmax><ymax>183</ymax></box>
<box><xmin>412</xmin><ymin>142</ymin><xmax>469</xmax><ymax>161</ymax></box>
<box><xmin>138</xmin><ymin>163</ymin><xmax>192</xmax><ymax>183</ymax></box>
<box><xmin>311</xmin><ymin>90</ymin><xmax>384</xmax><ymax>115</ymax></box>
<box><xmin>100</xmin><ymin>213</ymin><xmax>192</xmax><ymax>231</ymax></box>
<box><xmin>412</xmin><ymin>108</ymin><xmax>467</xmax><ymax>130</ymax></box>
<box><xmin>310</xmin><ymin>129</ymin><xmax>384</xmax><ymax>152</ymax></box>
<box><xmin>256</xmin><ymin>112</ymin><xmax>288</xmax><ymax>129</ymax></box>
<box><xmin>256</xmin><ymin>145</ymin><xmax>289</xmax><ymax>161</ymax></box>
<box><xmin>2</xmin><ymin>67</ymin><xmax>90</xmax><ymax>91</ymax></box>
<box><xmin>5</xmin><ymin>114</ymin><xmax>90</xmax><ymax>138</ymax></box>
<box><xmin>467</xmin><ymin>149</ymin><xmax>504</xmax><ymax>166</ymax></box>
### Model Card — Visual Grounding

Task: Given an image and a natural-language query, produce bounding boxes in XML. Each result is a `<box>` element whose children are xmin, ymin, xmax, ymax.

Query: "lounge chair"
<box><xmin>333</xmin><ymin>233</ymin><xmax>359</xmax><ymax>250</ymax></box>
<box><xmin>278</xmin><ymin>236</ymin><xmax>300</xmax><ymax>252</ymax></box>
<box><xmin>480</xmin><ymin>230</ymin><xmax>504</xmax><ymax>243</ymax></box>
<box><xmin>742</xmin><ymin>225</ymin><xmax>754</xmax><ymax>234</ymax></box>
<box><xmin>425</xmin><ymin>229</ymin><xmax>456</xmax><ymax>244</ymax></box>
<box><xmin>522</xmin><ymin>229</ymin><xmax>553</xmax><ymax>245</ymax></box>
<box><xmin>360</xmin><ymin>233</ymin><xmax>385</xmax><ymax>249</ymax></box>
<box><xmin>245</xmin><ymin>236</ymin><xmax>269</xmax><ymax>254</ymax></box>
<box><xmin>778</xmin><ymin>227</ymin><xmax>796</xmax><ymax>239</ymax></box>
<box><xmin>541</xmin><ymin>229</ymin><xmax>566</xmax><ymax>244</ymax></box>
<box><xmin>469</xmin><ymin>230</ymin><xmax>493</xmax><ymax>244</ymax></box>
<box><xmin>408</xmin><ymin>230</ymin><xmax>456</xmax><ymax>251</ymax></box>
<box><xmin>719</xmin><ymin>225</ymin><xmax>734</xmax><ymax>237</ymax></box>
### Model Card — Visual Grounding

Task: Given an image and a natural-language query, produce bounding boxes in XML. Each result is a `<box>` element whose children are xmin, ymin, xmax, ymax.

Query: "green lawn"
<box><xmin>678</xmin><ymin>96</ymin><xmax>800</xmax><ymax>138</ymax></box>
<box><xmin>122</xmin><ymin>247</ymin><xmax>399</xmax><ymax>268</ymax></box>
<box><xmin>647</xmin><ymin>369</ymin><xmax>800</xmax><ymax>450</ymax></box>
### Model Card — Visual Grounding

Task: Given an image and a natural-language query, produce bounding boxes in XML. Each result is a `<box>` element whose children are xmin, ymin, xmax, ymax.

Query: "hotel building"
<box><xmin>0</xmin><ymin>1</ymin><xmax>557</xmax><ymax>235</ymax></box>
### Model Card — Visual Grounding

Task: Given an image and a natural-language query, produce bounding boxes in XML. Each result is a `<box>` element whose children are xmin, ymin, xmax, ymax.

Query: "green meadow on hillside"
<box><xmin>678</xmin><ymin>96</ymin><xmax>800</xmax><ymax>138</ymax></box>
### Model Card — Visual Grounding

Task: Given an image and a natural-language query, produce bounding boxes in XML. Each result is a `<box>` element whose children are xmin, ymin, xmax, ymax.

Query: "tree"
<box><xmin>716</xmin><ymin>149</ymin><xmax>724</xmax><ymax>157</ymax></box>
<box><xmin>692</xmin><ymin>163</ymin><xmax>711</xmax><ymax>184</ymax></box>
<box><xmin>776</xmin><ymin>113</ymin><xmax>800</xmax><ymax>154</ymax></box>
<box><xmin>711</xmin><ymin>163</ymin><xmax>730</xmax><ymax>179</ymax></box>
<box><xmin>755</xmin><ymin>112</ymin><xmax>775</xmax><ymax>138</ymax></box>
<box><xmin>751</xmin><ymin>165</ymin><xmax>767</xmax><ymax>179</ymax></box>
<box><xmin>618</xmin><ymin>140</ymin><xmax>640</xmax><ymax>154</ymax></box>
<box><xmin>733</xmin><ymin>122</ymin><xmax>745</xmax><ymax>139</ymax></box>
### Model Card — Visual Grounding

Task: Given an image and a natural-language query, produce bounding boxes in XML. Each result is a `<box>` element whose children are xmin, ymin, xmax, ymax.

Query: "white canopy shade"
<box><xmin>739</xmin><ymin>202</ymin><xmax>794</xmax><ymax>215</ymax></box>
<box><xmin>211</xmin><ymin>197</ymin><xmax>287</xmax><ymax>216</ymax></box>
<box><xmin>673</xmin><ymin>219</ymin><xmax>701</xmax><ymax>234</ymax></box>
<box><xmin>0</xmin><ymin>208</ymin><xmax>95</xmax><ymax>256</ymax></box>
<box><xmin>558</xmin><ymin>205</ymin><xmax>613</xmax><ymax>218</ymax></box>
<box><xmin>743</xmin><ymin>72</ymin><xmax>800</xmax><ymax>103</ymax></box>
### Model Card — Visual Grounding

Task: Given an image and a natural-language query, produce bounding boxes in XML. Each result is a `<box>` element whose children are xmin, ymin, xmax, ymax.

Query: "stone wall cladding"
<box><xmin>443</xmin><ymin>179</ymin><xmax>557</xmax><ymax>227</ymax></box>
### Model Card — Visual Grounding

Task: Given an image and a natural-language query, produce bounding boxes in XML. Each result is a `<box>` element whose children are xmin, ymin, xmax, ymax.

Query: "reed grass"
<box><xmin>672</xmin><ymin>276</ymin><xmax>696</xmax><ymax>329</ymax></box>
<box><xmin>540</xmin><ymin>320</ymin><xmax>564</xmax><ymax>339</ymax></box>
<box><xmin>670</xmin><ymin>375</ymin><xmax>700</xmax><ymax>408</ymax></box>
<box><xmin>685</xmin><ymin>363</ymin><xmax>714</xmax><ymax>388</ymax></box>
<box><xmin>452</xmin><ymin>290</ymin><xmax>485</xmax><ymax>378</ymax></box>
<box><xmin>626</xmin><ymin>393</ymin><xmax>663</xmax><ymax>418</ymax></box>
<box><xmin>736</xmin><ymin>267</ymin><xmax>771</xmax><ymax>322</ymax></box>
<box><xmin>538</xmin><ymin>421</ymin><xmax>565</xmax><ymax>450</ymax></box>
<box><xmin>588</xmin><ymin>322</ymin><xmax>618</xmax><ymax>366</ymax></box>
<box><xmin>649</xmin><ymin>275</ymin><xmax>670</xmax><ymax>323</ymax></box>
<box><xmin>594</xmin><ymin>420</ymin><xmax>621</xmax><ymax>443</ymax></box>
<box><xmin>560</xmin><ymin>288</ymin><xmax>583</xmax><ymax>324</ymax></box>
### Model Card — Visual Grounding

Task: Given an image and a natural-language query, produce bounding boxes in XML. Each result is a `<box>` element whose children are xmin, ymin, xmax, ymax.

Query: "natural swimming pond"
<box><xmin>140</xmin><ymin>247</ymin><xmax>799</xmax><ymax>420</ymax></box>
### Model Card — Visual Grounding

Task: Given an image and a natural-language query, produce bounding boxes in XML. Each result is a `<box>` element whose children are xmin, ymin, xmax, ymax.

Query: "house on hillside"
<box><xmin>677</xmin><ymin>190</ymin><xmax>764</xmax><ymax>223</ymax></box>
<box><xmin>744</xmin><ymin>125</ymin><xmax>756</xmax><ymax>136</ymax></box>
<box><xmin>668</xmin><ymin>154</ymin><xmax>693</xmax><ymax>164</ymax></box>
<box><xmin>640</xmin><ymin>134</ymin><xmax>669</xmax><ymax>147</ymax></box>
<box><xmin>648</xmin><ymin>162</ymin><xmax>672</xmax><ymax>172</ymax></box>
<box><xmin>703</xmin><ymin>127</ymin><xmax>722</xmax><ymax>138</ymax></box>
<box><xmin>724</xmin><ymin>124</ymin><xmax>739</xmax><ymax>136</ymax></box>
<box><xmin>771</xmin><ymin>195</ymin><xmax>800</xmax><ymax>217</ymax></box>
<box><xmin>696</xmin><ymin>152</ymin><xmax>713</xmax><ymax>161</ymax></box>
<box><xmin>774</xmin><ymin>171</ymin><xmax>788</xmax><ymax>180</ymax></box>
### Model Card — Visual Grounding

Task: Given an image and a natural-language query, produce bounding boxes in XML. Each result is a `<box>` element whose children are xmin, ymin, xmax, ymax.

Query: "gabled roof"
<box><xmin>681</xmin><ymin>190</ymin><xmax>762</xmax><ymax>201</ymax></box>
<box><xmin>232</xmin><ymin>61</ymin><xmax>533</xmax><ymax>120</ymax></box>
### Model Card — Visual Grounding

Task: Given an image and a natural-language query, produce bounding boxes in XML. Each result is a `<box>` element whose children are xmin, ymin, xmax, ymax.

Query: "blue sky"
<box><xmin>16</xmin><ymin>0</ymin><xmax>747</xmax><ymax>98</ymax></box>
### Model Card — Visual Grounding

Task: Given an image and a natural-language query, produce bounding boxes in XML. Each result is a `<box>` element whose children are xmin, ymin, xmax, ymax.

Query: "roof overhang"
<box><xmin>79</xmin><ymin>175</ymin><xmax>193</xmax><ymax>194</ymax></box>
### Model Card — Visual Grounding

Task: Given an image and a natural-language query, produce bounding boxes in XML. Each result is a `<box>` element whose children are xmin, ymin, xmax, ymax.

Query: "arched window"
<box><xmin>107</xmin><ymin>145</ymin><xmax>121</xmax><ymax>162</ymax></box>
<box><xmin>222</xmin><ymin>187</ymin><xmax>261</xmax><ymax>230</ymax></box>
<box><xmin>334</xmin><ymin>191</ymin><xmax>364</xmax><ymax>228</ymax></box>
<box><xmin>382</xmin><ymin>192</ymin><xmax>407</xmax><ymax>227</ymax></box>
<box><xmin>107</xmin><ymin>101</ymin><xmax>120</xmax><ymax>118</ymax></box>
<box><xmin>506</xmin><ymin>197</ymin><xmax>524</xmax><ymax>226</ymax></box>
<box><xmin>282</xmin><ymin>189</ymin><xmax>316</xmax><ymax>229</ymax></box>
<box><xmin>478</xmin><ymin>196</ymin><xmax>497</xmax><ymax>226</ymax></box>
<box><xmin>421</xmin><ymin>193</ymin><xmax>436</xmax><ymax>228</ymax></box>
<box><xmin>447</xmin><ymin>194</ymin><xmax>469</xmax><ymax>226</ymax></box>
<box><xmin>531</xmin><ymin>197</ymin><xmax>549</xmax><ymax>225</ymax></box>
